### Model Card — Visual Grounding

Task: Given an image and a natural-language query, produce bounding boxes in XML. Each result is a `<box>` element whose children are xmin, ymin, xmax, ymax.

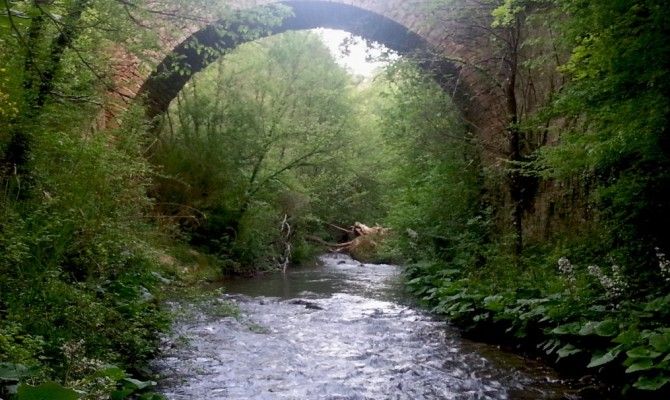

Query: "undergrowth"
<box><xmin>0</xmin><ymin>105</ymin><xmax>188</xmax><ymax>399</ymax></box>
<box><xmin>405</xmin><ymin>246</ymin><xmax>670</xmax><ymax>398</ymax></box>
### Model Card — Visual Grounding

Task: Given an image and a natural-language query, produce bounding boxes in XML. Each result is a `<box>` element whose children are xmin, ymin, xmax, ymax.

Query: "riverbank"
<box><xmin>404</xmin><ymin>260</ymin><xmax>670</xmax><ymax>399</ymax></box>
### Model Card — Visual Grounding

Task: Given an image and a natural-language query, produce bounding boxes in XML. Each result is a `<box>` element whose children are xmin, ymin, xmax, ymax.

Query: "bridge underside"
<box><xmin>137</xmin><ymin>1</ymin><xmax>474</xmax><ymax>127</ymax></box>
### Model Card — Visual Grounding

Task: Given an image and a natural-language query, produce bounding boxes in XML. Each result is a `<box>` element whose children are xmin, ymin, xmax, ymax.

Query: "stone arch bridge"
<box><xmin>104</xmin><ymin>0</ymin><xmax>567</xmax><ymax>242</ymax></box>
<box><xmin>108</xmin><ymin>0</ymin><xmax>513</xmax><ymax>153</ymax></box>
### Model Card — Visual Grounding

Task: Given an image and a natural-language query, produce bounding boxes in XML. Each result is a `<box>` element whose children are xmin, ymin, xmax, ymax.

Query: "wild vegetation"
<box><xmin>0</xmin><ymin>1</ymin><xmax>283</xmax><ymax>398</ymax></box>
<box><xmin>402</xmin><ymin>0</ymin><xmax>670</xmax><ymax>397</ymax></box>
<box><xmin>151</xmin><ymin>32</ymin><xmax>372</xmax><ymax>274</ymax></box>
<box><xmin>1</xmin><ymin>0</ymin><xmax>669</xmax><ymax>398</ymax></box>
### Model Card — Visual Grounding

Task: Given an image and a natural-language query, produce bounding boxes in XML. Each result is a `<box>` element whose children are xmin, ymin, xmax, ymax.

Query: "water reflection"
<box><xmin>218</xmin><ymin>254</ymin><xmax>408</xmax><ymax>302</ymax></box>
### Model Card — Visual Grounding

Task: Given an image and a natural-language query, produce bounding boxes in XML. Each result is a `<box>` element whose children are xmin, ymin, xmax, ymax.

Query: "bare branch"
<box><xmin>3</xmin><ymin>0</ymin><xmax>28</xmax><ymax>47</ymax></box>
<box><xmin>112</xmin><ymin>0</ymin><xmax>211</xmax><ymax>23</ymax></box>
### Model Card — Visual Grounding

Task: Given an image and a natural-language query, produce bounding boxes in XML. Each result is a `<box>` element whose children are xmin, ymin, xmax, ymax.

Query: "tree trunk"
<box><xmin>2</xmin><ymin>0</ymin><xmax>93</xmax><ymax>193</ymax></box>
<box><xmin>506</xmin><ymin>18</ymin><xmax>523</xmax><ymax>259</ymax></box>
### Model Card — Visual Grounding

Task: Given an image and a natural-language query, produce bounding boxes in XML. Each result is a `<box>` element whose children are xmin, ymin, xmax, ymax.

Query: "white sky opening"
<box><xmin>313</xmin><ymin>28</ymin><xmax>400</xmax><ymax>78</ymax></box>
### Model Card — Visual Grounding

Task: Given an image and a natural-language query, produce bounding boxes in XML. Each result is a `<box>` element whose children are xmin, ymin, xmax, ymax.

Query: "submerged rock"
<box><xmin>287</xmin><ymin>299</ymin><xmax>324</xmax><ymax>310</ymax></box>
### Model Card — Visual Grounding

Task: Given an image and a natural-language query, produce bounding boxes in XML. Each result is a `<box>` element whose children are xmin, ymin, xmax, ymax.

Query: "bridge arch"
<box><xmin>134</xmin><ymin>1</ymin><xmax>487</xmax><ymax>135</ymax></box>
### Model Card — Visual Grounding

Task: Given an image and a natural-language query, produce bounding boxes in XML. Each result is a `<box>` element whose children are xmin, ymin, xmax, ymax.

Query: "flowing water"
<box><xmin>154</xmin><ymin>254</ymin><xmax>576</xmax><ymax>399</ymax></box>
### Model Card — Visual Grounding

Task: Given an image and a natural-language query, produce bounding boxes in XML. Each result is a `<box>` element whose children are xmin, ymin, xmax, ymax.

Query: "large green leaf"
<box><xmin>648</xmin><ymin>331</ymin><xmax>670</xmax><ymax>353</ymax></box>
<box><xmin>625</xmin><ymin>359</ymin><xmax>654</xmax><ymax>373</ymax></box>
<box><xmin>121</xmin><ymin>377</ymin><xmax>155</xmax><ymax>390</ymax></box>
<box><xmin>551</xmin><ymin>322</ymin><xmax>582</xmax><ymax>335</ymax></box>
<box><xmin>633</xmin><ymin>376</ymin><xmax>670</xmax><ymax>391</ymax></box>
<box><xmin>483</xmin><ymin>295</ymin><xmax>505</xmax><ymax>312</ymax></box>
<box><xmin>556</xmin><ymin>344</ymin><xmax>582</xmax><ymax>359</ymax></box>
<box><xmin>576</xmin><ymin>319</ymin><xmax>618</xmax><ymax>337</ymax></box>
<box><xmin>94</xmin><ymin>364</ymin><xmax>126</xmax><ymax>381</ymax></box>
<box><xmin>578</xmin><ymin>321</ymin><xmax>598</xmax><ymax>336</ymax></box>
<box><xmin>0</xmin><ymin>363</ymin><xmax>31</xmax><ymax>382</ymax></box>
<box><xmin>111</xmin><ymin>388</ymin><xmax>134</xmax><ymax>400</ymax></box>
<box><xmin>613</xmin><ymin>328</ymin><xmax>639</xmax><ymax>345</ymax></box>
<box><xmin>17</xmin><ymin>382</ymin><xmax>79</xmax><ymax>400</ymax></box>
<box><xmin>587</xmin><ymin>349</ymin><xmax>620</xmax><ymax>368</ymax></box>
<box><xmin>627</xmin><ymin>347</ymin><xmax>662</xmax><ymax>359</ymax></box>
<box><xmin>593</xmin><ymin>319</ymin><xmax>619</xmax><ymax>337</ymax></box>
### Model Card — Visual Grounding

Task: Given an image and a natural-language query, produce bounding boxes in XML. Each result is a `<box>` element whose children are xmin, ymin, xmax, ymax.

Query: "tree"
<box><xmin>540</xmin><ymin>0</ymin><xmax>670</xmax><ymax>276</ymax></box>
<box><xmin>153</xmin><ymin>31</ymin><xmax>358</xmax><ymax>270</ymax></box>
<box><xmin>426</xmin><ymin>0</ymin><xmax>565</xmax><ymax>257</ymax></box>
<box><xmin>367</xmin><ymin>61</ymin><xmax>487</xmax><ymax>266</ymax></box>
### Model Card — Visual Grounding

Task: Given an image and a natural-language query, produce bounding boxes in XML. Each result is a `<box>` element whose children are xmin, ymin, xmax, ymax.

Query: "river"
<box><xmin>153</xmin><ymin>253</ymin><xmax>576</xmax><ymax>399</ymax></box>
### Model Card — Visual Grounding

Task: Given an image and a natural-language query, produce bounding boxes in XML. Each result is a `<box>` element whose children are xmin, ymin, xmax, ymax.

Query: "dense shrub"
<box><xmin>0</xmin><ymin>106</ymin><xmax>170</xmax><ymax>398</ymax></box>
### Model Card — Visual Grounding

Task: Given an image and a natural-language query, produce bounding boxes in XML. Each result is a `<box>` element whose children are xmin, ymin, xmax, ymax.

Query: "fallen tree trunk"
<box><xmin>307</xmin><ymin>222</ymin><xmax>390</xmax><ymax>260</ymax></box>
<box><xmin>353</xmin><ymin>222</ymin><xmax>386</xmax><ymax>237</ymax></box>
<box><xmin>305</xmin><ymin>234</ymin><xmax>342</xmax><ymax>248</ymax></box>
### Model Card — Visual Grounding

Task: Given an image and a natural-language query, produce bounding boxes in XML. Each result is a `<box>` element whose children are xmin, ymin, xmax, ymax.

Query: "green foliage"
<box><xmin>406</xmin><ymin>249</ymin><xmax>670</xmax><ymax>394</ymax></box>
<box><xmin>537</xmin><ymin>0</ymin><xmax>670</xmax><ymax>275</ymax></box>
<box><xmin>6</xmin><ymin>365</ymin><xmax>165</xmax><ymax>400</ymax></box>
<box><xmin>152</xmin><ymin>31</ymin><xmax>378</xmax><ymax>272</ymax></box>
<box><xmin>0</xmin><ymin>101</ymin><xmax>171</xmax><ymax>397</ymax></box>
<box><xmin>17</xmin><ymin>382</ymin><xmax>79</xmax><ymax>400</ymax></box>
<box><xmin>1</xmin><ymin>0</ymin><xmax>668</xmax><ymax>397</ymax></box>
<box><xmin>0</xmin><ymin>1</ymin><xmax>183</xmax><ymax>392</ymax></box>
<box><xmin>365</xmin><ymin>61</ymin><xmax>487</xmax><ymax>267</ymax></box>
<box><xmin>405</xmin><ymin>1</ymin><xmax>670</xmax><ymax>394</ymax></box>
<box><xmin>491</xmin><ymin>0</ymin><xmax>527</xmax><ymax>27</ymax></box>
